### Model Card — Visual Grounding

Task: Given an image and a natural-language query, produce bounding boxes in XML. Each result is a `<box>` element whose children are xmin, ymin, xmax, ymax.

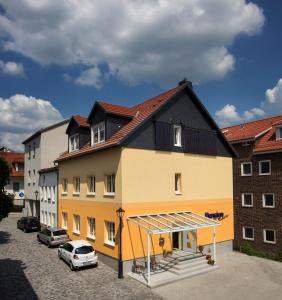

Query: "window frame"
<box><xmin>263</xmin><ymin>229</ymin><xmax>276</xmax><ymax>244</ymax></box>
<box><xmin>241</xmin><ymin>193</ymin><xmax>253</xmax><ymax>207</ymax></box>
<box><xmin>87</xmin><ymin>176</ymin><xmax>96</xmax><ymax>196</ymax></box>
<box><xmin>175</xmin><ymin>173</ymin><xmax>182</xmax><ymax>195</ymax></box>
<box><xmin>62</xmin><ymin>212</ymin><xmax>68</xmax><ymax>229</ymax></box>
<box><xmin>173</xmin><ymin>125</ymin><xmax>182</xmax><ymax>147</ymax></box>
<box><xmin>62</xmin><ymin>178</ymin><xmax>68</xmax><ymax>195</ymax></box>
<box><xmin>105</xmin><ymin>221</ymin><xmax>115</xmax><ymax>246</ymax></box>
<box><xmin>33</xmin><ymin>142</ymin><xmax>36</xmax><ymax>158</ymax></box>
<box><xmin>73</xmin><ymin>177</ymin><xmax>80</xmax><ymax>195</ymax></box>
<box><xmin>243</xmin><ymin>226</ymin><xmax>254</xmax><ymax>241</ymax></box>
<box><xmin>73</xmin><ymin>214</ymin><xmax>80</xmax><ymax>234</ymax></box>
<box><xmin>275</xmin><ymin>127</ymin><xmax>282</xmax><ymax>140</ymax></box>
<box><xmin>87</xmin><ymin>217</ymin><xmax>96</xmax><ymax>240</ymax></box>
<box><xmin>259</xmin><ymin>160</ymin><xmax>271</xmax><ymax>176</ymax></box>
<box><xmin>241</xmin><ymin>162</ymin><xmax>252</xmax><ymax>176</ymax></box>
<box><xmin>105</xmin><ymin>174</ymin><xmax>115</xmax><ymax>196</ymax></box>
<box><xmin>13</xmin><ymin>182</ymin><xmax>20</xmax><ymax>192</ymax></box>
<box><xmin>69</xmin><ymin>133</ymin><xmax>79</xmax><ymax>152</ymax></box>
<box><xmin>262</xmin><ymin>193</ymin><xmax>275</xmax><ymax>208</ymax></box>
<box><xmin>91</xmin><ymin>122</ymin><xmax>105</xmax><ymax>145</ymax></box>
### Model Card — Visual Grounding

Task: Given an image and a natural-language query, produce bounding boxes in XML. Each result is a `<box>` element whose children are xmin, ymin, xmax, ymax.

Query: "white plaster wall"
<box><xmin>5</xmin><ymin>176</ymin><xmax>24</xmax><ymax>206</ymax></box>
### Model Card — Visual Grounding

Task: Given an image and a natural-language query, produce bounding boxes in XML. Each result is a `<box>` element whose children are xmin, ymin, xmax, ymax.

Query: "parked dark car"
<box><xmin>17</xmin><ymin>217</ymin><xmax>41</xmax><ymax>233</ymax></box>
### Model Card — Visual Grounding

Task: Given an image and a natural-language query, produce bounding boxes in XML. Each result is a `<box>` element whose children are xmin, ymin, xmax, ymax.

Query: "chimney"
<box><xmin>178</xmin><ymin>78</ymin><xmax>192</xmax><ymax>89</ymax></box>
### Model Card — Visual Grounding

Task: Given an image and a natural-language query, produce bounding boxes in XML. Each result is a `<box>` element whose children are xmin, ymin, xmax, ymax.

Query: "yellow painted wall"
<box><xmin>58</xmin><ymin>147</ymin><xmax>233</xmax><ymax>262</ymax></box>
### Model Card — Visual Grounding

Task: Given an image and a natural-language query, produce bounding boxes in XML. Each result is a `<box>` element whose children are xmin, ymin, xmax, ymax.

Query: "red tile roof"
<box><xmin>73</xmin><ymin>115</ymin><xmax>89</xmax><ymax>127</ymax></box>
<box><xmin>253</xmin><ymin>127</ymin><xmax>282</xmax><ymax>153</ymax></box>
<box><xmin>97</xmin><ymin>101</ymin><xmax>136</xmax><ymax>118</ymax></box>
<box><xmin>0</xmin><ymin>151</ymin><xmax>24</xmax><ymax>177</ymax></box>
<box><xmin>222</xmin><ymin>115</ymin><xmax>282</xmax><ymax>142</ymax></box>
<box><xmin>57</xmin><ymin>83</ymin><xmax>187</xmax><ymax>162</ymax></box>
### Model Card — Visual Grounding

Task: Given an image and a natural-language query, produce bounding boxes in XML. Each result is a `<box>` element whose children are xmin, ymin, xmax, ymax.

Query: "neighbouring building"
<box><xmin>22</xmin><ymin>119</ymin><xmax>69</xmax><ymax>219</ymax></box>
<box><xmin>222</xmin><ymin>115</ymin><xmax>282</xmax><ymax>256</ymax></box>
<box><xmin>0</xmin><ymin>148</ymin><xmax>25</xmax><ymax>209</ymax></box>
<box><xmin>56</xmin><ymin>80</ymin><xmax>235</xmax><ymax>284</ymax></box>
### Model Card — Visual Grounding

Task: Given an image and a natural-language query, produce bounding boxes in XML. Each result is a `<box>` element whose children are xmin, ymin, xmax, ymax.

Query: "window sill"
<box><xmin>243</xmin><ymin>238</ymin><xmax>254</xmax><ymax>241</ymax></box>
<box><xmin>87</xmin><ymin>192</ymin><xmax>96</xmax><ymax>197</ymax></box>
<box><xmin>175</xmin><ymin>192</ymin><xmax>182</xmax><ymax>195</ymax></box>
<box><xmin>61</xmin><ymin>192</ymin><xmax>68</xmax><ymax>196</ymax></box>
<box><xmin>87</xmin><ymin>235</ymin><xmax>96</xmax><ymax>241</ymax></box>
<box><xmin>241</xmin><ymin>174</ymin><xmax>252</xmax><ymax>177</ymax></box>
<box><xmin>174</xmin><ymin>144</ymin><xmax>182</xmax><ymax>147</ymax></box>
<box><xmin>104</xmin><ymin>241</ymin><xmax>115</xmax><ymax>247</ymax></box>
<box><xmin>262</xmin><ymin>206</ymin><xmax>275</xmax><ymax>209</ymax></box>
<box><xmin>104</xmin><ymin>193</ymin><xmax>115</xmax><ymax>197</ymax></box>
<box><xmin>73</xmin><ymin>231</ymin><xmax>80</xmax><ymax>235</ymax></box>
<box><xmin>72</xmin><ymin>193</ymin><xmax>80</xmax><ymax>196</ymax></box>
<box><xmin>264</xmin><ymin>240</ymin><xmax>276</xmax><ymax>244</ymax></box>
<box><xmin>242</xmin><ymin>205</ymin><xmax>253</xmax><ymax>208</ymax></box>
<box><xmin>259</xmin><ymin>173</ymin><xmax>271</xmax><ymax>176</ymax></box>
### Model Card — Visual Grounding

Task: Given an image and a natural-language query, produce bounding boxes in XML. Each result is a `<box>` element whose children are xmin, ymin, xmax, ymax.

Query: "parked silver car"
<box><xmin>37</xmin><ymin>227</ymin><xmax>69</xmax><ymax>247</ymax></box>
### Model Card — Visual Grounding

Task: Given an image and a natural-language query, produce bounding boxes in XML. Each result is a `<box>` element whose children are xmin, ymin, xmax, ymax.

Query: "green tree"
<box><xmin>0</xmin><ymin>157</ymin><xmax>13</xmax><ymax>221</ymax></box>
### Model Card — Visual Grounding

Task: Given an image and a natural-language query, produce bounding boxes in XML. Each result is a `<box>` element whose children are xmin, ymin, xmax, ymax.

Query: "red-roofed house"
<box><xmin>0</xmin><ymin>148</ymin><xmax>25</xmax><ymax>208</ymax></box>
<box><xmin>222</xmin><ymin>115</ymin><xmax>282</xmax><ymax>256</ymax></box>
<box><xmin>57</xmin><ymin>80</ymin><xmax>235</xmax><ymax>285</ymax></box>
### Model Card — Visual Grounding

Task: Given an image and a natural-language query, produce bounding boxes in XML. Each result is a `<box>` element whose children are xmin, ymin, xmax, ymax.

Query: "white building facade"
<box><xmin>39</xmin><ymin>168</ymin><xmax>58</xmax><ymax>227</ymax></box>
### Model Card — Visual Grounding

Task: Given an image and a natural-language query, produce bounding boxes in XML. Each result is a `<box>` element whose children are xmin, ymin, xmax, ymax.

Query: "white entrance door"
<box><xmin>182</xmin><ymin>230</ymin><xmax>197</xmax><ymax>252</ymax></box>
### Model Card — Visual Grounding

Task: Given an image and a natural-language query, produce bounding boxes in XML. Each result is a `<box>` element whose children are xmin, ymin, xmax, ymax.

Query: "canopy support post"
<box><xmin>147</xmin><ymin>233</ymin><xmax>151</xmax><ymax>286</ymax></box>
<box><xmin>213</xmin><ymin>226</ymin><xmax>216</xmax><ymax>264</ymax></box>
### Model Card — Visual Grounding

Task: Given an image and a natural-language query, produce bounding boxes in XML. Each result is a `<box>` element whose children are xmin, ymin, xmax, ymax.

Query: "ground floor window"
<box><xmin>242</xmin><ymin>193</ymin><xmax>253</xmax><ymax>207</ymax></box>
<box><xmin>62</xmin><ymin>212</ymin><xmax>68</xmax><ymax>229</ymax></box>
<box><xmin>48</xmin><ymin>212</ymin><xmax>52</xmax><ymax>226</ymax></box>
<box><xmin>73</xmin><ymin>214</ymin><xmax>80</xmax><ymax>234</ymax></box>
<box><xmin>105</xmin><ymin>221</ymin><xmax>115</xmax><ymax>246</ymax></box>
<box><xmin>243</xmin><ymin>226</ymin><xmax>254</xmax><ymax>241</ymax></box>
<box><xmin>13</xmin><ymin>182</ymin><xmax>20</xmax><ymax>192</ymax></box>
<box><xmin>52</xmin><ymin>213</ymin><xmax>56</xmax><ymax>227</ymax></box>
<box><xmin>87</xmin><ymin>217</ymin><xmax>96</xmax><ymax>239</ymax></box>
<box><xmin>263</xmin><ymin>229</ymin><xmax>276</xmax><ymax>244</ymax></box>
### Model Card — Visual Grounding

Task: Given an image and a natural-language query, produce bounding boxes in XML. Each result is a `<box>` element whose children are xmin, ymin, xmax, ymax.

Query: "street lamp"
<box><xmin>116</xmin><ymin>207</ymin><xmax>125</xmax><ymax>279</ymax></box>
<box><xmin>34</xmin><ymin>190</ymin><xmax>39</xmax><ymax>219</ymax></box>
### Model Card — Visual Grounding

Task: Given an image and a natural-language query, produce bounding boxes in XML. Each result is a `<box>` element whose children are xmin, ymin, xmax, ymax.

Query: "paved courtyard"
<box><xmin>0</xmin><ymin>214</ymin><xmax>162</xmax><ymax>300</ymax></box>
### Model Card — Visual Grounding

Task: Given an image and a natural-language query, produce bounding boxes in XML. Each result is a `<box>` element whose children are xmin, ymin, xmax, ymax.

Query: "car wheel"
<box><xmin>47</xmin><ymin>241</ymin><xmax>51</xmax><ymax>248</ymax></box>
<box><xmin>95</xmin><ymin>262</ymin><xmax>98</xmax><ymax>267</ymax></box>
<box><xmin>37</xmin><ymin>235</ymin><xmax>41</xmax><ymax>243</ymax></box>
<box><xmin>69</xmin><ymin>261</ymin><xmax>75</xmax><ymax>271</ymax></box>
<box><xmin>58</xmin><ymin>251</ymin><xmax>62</xmax><ymax>259</ymax></box>
<box><xmin>23</xmin><ymin>228</ymin><xmax>27</xmax><ymax>233</ymax></box>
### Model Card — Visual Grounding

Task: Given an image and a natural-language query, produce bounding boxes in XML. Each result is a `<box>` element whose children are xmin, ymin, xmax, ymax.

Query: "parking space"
<box><xmin>0</xmin><ymin>214</ymin><xmax>162</xmax><ymax>300</ymax></box>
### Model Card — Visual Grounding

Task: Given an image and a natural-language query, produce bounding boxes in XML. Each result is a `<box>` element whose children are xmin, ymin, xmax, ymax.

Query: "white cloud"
<box><xmin>264</xmin><ymin>78</ymin><xmax>282</xmax><ymax>113</ymax></box>
<box><xmin>0</xmin><ymin>0</ymin><xmax>264</xmax><ymax>87</ymax></box>
<box><xmin>73</xmin><ymin>67</ymin><xmax>102</xmax><ymax>88</ymax></box>
<box><xmin>0</xmin><ymin>60</ymin><xmax>25</xmax><ymax>76</ymax></box>
<box><xmin>215</xmin><ymin>104</ymin><xmax>265</xmax><ymax>127</ymax></box>
<box><xmin>0</xmin><ymin>94</ymin><xmax>63</xmax><ymax>151</ymax></box>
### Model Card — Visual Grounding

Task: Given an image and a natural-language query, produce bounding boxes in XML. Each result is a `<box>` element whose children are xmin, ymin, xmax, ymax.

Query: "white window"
<box><xmin>48</xmin><ymin>212</ymin><xmax>52</xmax><ymax>226</ymax></box>
<box><xmin>259</xmin><ymin>160</ymin><xmax>271</xmax><ymax>175</ymax></box>
<box><xmin>175</xmin><ymin>173</ymin><xmax>181</xmax><ymax>194</ymax></box>
<box><xmin>28</xmin><ymin>145</ymin><xmax>31</xmax><ymax>160</ymax></box>
<box><xmin>73</xmin><ymin>177</ymin><xmax>80</xmax><ymax>194</ymax></box>
<box><xmin>51</xmin><ymin>186</ymin><xmax>56</xmax><ymax>203</ymax></box>
<box><xmin>47</xmin><ymin>186</ymin><xmax>51</xmax><ymax>202</ymax></box>
<box><xmin>62</xmin><ymin>178</ymin><xmax>68</xmax><ymax>194</ymax></box>
<box><xmin>91</xmin><ymin>122</ymin><xmax>105</xmax><ymax>145</ymax></box>
<box><xmin>105</xmin><ymin>221</ymin><xmax>115</xmax><ymax>246</ymax></box>
<box><xmin>243</xmin><ymin>226</ymin><xmax>254</xmax><ymax>241</ymax></box>
<box><xmin>45</xmin><ymin>212</ymin><xmax>47</xmax><ymax>225</ymax></box>
<box><xmin>173</xmin><ymin>125</ymin><xmax>182</xmax><ymax>147</ymax></box>
<box><xmin>263</xmin><ymin>229</ymin><xmax>276</xmax><ymax>244</ymax></box>
<box><xmin>52</xmin><ymin>213</ymin><xmax>56</xmax><ymax>227</ymax></box>
<box><xmin>242</xmin><ymin>193</ymin><xmax>253</xmax><ymax>207</ymax></box>
<box><xmin>262</xmin><ymin>193</ymin><xmax>275</xmax><ymax>208</ymax></box>
<box><xmin>15</xmin><ymin>163</ymin><xmax>24</xmax><ymax>172</ymax></box>
<box><xmin>28</xmin><ymin>170</ymin><xmax>31</xmax><ymax>185</ymax></box>
<box><xmin>275</xmin><ymin>127</ymin><xmax>282</xmax><ymax>140</ymax></box>
<box><xmin>105</xmin><ymin>174</ymin><xmax>115</xmax><ymax>195</ymax></box>
<box><xmin>69</xmin><ymin>134</ymin><xmax>79</xmax><ymax>152</ymax></box>
<box><xmin>41</xmin><ymin>210</ymin><xmax>44</xmax><ymax>223</ymax></box>
<box><xmin>33</xmin><ymin>169</ymin><xmax>36</xmax><ymax>185</ymax></box>
<box><xmin>62</xmin><ymin>212</ymin><xmax>68</xmax><ymax>229</ymax></box>
<box><xmin>87</xmin><ymin>217</ymin><xmax>96</xmax><ymax>239</ymax></box>
<box><xmin>73</xmin><ymin>215</ymin><xmax>80</xmax><ymax>234</ymax></box>
<box><xmin>43</xmin><ymin>187</ymin><xmax>47</xmax><ymax>201</ymax></box>
<box><xmin>241</xmin><ymin>162</ymin><xmax>252</xmax><ymax>176</ymax></box>
<box><xmin>33</xmin><ymin>142</ymin><xmax>36</xmax><ymax>158</ymax></box>
<box><xmin>87</xmin><ymin>176</ymin><xmax>96</xmax><ymax>195</ymax></box>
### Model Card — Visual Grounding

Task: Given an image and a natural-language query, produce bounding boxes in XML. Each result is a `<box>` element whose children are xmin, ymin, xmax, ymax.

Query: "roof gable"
<box><xmin>66</xmin><ymin>115</ymin><xmax>89</xmax><ymax>134</ymax></box>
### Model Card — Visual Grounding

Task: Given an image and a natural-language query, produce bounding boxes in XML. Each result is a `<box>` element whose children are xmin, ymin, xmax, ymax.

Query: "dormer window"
<box><xmin>91</xmin><ymin>122</ymin><xmax>105</xmax><ymax>145</ymax></box>
<box><xmin>173</xmin><ymin>125</ymin><xmax>182</xmax><ymax>147</ymax></box>
<box><xmin>69</xmin><ymin>134</ymin><xmax>79</xmax><ymax>152</ymax></box>
<box><xmin>275</xmin><ymin>127</ymin><xmax>282</xmax><ymax>140</ymax></box>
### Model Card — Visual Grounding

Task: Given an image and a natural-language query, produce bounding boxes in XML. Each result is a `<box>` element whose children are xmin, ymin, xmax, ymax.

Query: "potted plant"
<box><xmin>206</xmin><ymin>248</ymin><xmax>211</xmax><ymax>260</ymax></box>
<box><xmin>198</xmin><ymin>245</ymin><xmax>204</xmax><ymax>254</ymax></box>
<box><xmin>207</xmin><ymin>258</ymin><xmax>215</xmax><ymax>266</ymax></box>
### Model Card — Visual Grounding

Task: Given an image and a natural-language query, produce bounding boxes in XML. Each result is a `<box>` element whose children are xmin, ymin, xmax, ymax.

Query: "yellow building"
<box><xmin>56</xmin><ymin>80</ymin><xmax>235</xmax><ymax>283</ymax></box>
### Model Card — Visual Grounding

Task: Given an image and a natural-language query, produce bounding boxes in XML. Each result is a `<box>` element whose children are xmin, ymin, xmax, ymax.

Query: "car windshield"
<box><xmin>53</xmin><ymin>230</ymin><xmax>67</xmax><ymax>236</ymax></box>
<box><xmin>75</xmin><ymin>246</ymin><xmax>94</xmax><ymax>254</ymax></box>
<box><xmin>27</xmin><ymin>219</ymin><xmax>38</xmax><ymax>224</ymax></box>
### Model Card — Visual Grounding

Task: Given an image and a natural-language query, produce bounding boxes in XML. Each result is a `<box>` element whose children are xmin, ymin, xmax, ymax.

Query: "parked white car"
<box><xmin>58</xmin><ymin>240</ymin><xmax>98</xmax><ymax>270</ymax></box>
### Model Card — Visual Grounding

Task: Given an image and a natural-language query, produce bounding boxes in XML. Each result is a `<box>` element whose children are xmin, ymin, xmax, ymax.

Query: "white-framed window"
<box><xmin>241</xmin><ymin>162</ymin><xmax>252</xmax><ymax>176</ymax></box>
<box><xmin>45</xmin><ymin>212</ymin><xmax>48</xmax><ymax>225</ymax></box>
<box><xmin>28</xmin><ymin>145</ymin><xmax>31</xmax><ymax>160</ymax></box>
<box><xmin>62</xmin><ymin>178</ymin><xmax>68</xmax><ymax>194</ymax></box>
<box><xmin>242</xmin><ymin>193</ymin><xmax>253</xmax><ymax>207</ymax></box>
<box><xmin>175</xmin><ymin>173</ymin><xmax>181</xmax><ymax>194</ymax></box>
<box><xmin>262</xmin><ymin>193</ymin><xmax>275</xmax><ymax>208</ymax></box>
<box><xmin>28</xmin><ymin>170</ymin><xmax>31</xmax><ymax>185</ymax></box>
<box><xmin>87</xmin><ymin>217</ymin><xmax>96</xmax><ymax>239</ymax></box>
<box><xmin>105</xmin><ymin>221</ymin><xmax>115</xmax><ymax>246</ymax></box>
<box><xmin>33</xmin><ymin>169</ymin><xmax>36</xmax><ymax>185</ymax></box>
<box><xmin>15</xmin><ymin>163</ymin><xmax>24</xmax><ymax>172</ymax></box>
<box><xmin>73</xmin><ymin>177</ymin><xmax>80</xmax><ymax>194</ymax></box>
<box><xmin>69</xmin><ymin>134</ymin><xmax>79</xmax><ymax>152</ymax></box>
<box><xmin>259</xmin><ymin>160</ymin><xmax>271</xmax><ymax>175</ymax></box>
<box><xmin>105</xmin><ymin>174</ymin><xmax>115</xmax><ymax>195</ymax></box>
<box><xmin>263</xmin><ymin>229</ymin><xmax>276</xmax><ymax>244</ymax></box>
<box><xmin>51</xmin><ymin>186</ymin><xmax>56</xmax><ymax>203</ymax></box>
<box><xmin>275</xmin><ymin>127</ymin><xmax>282</xmax><ymax>140</ymax></box>
<box><xmin>243</xmin><ymin>226</ymin><xmax>254</xmax><ymax>241</ymax></box>
<box><xmin>62</xmin><ymin>212</ymin><xmax>68</xmax><ymax>229</ymax></box>
<box><xmin>47</xmin><ymin>186</ymin><xmax>51</xmax><ymax>202</ymax></box>
<box><xmin>173</xmin><ymin>125</ymin><xmax>182</xmax><ymax>147</ymax></box>
<box><xmin>91</xmin><ymin>122</ymin><xmax>105</xmax><ymax>145</ymax></box>
<box><xmin>43</xmin><ymin>187</ymin><xmax>47</xmax><ymax>201</ymax></box>
<box><xmin>73</xmin><ymin>214</ymin><xmax>80</xmax><ymax>234</ymax></box>
<box><xmin>87</xmin><ymin>176</ymin><xmax>96</xmax><ymax>195</ymax></box>
<box><xmin>33</xmin><ymin>142</ymin><xmax>36</xmax><ymax>158</ymax></box>
<box><xmin>48</xmin><ymin>212</ymin><xmax>52</xmax><ymax>226</ymax></box>
<box><xmin>52</xmin><ymin>213</ymin><xmax>56</xmax><ymax>227</ymax></box>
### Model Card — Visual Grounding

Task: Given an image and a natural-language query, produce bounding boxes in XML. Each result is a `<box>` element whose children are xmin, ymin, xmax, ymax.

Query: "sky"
<box><xmin>0</xmin><ymin>0</ymin><xmax>282</xmax><ymax>151</ymax></box>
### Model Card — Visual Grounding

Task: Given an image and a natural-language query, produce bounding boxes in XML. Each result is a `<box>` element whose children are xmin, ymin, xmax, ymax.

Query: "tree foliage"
<box><xmin>0</xmin><ymin>157</ymin><xmax>11</xmax><ymax>192</ymax></box>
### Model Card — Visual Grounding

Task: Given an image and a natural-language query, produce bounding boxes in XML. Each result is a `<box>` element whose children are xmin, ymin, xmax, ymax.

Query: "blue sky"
<box><xmin>0</xmin><ymin>0</ymin><xmax>281</xmax><ymax>150</ymax></box>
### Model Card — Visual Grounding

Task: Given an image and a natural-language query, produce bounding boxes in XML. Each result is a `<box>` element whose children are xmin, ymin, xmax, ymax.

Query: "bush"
<box><xmin>241</xmin><ymin>242</ymin><xmax>278</xmax><ymax>261</ymax></box>
<box><xmin>0</xmin><ymin>192</ymin><xmax>14</xmax><ymax>221</ymax></box>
